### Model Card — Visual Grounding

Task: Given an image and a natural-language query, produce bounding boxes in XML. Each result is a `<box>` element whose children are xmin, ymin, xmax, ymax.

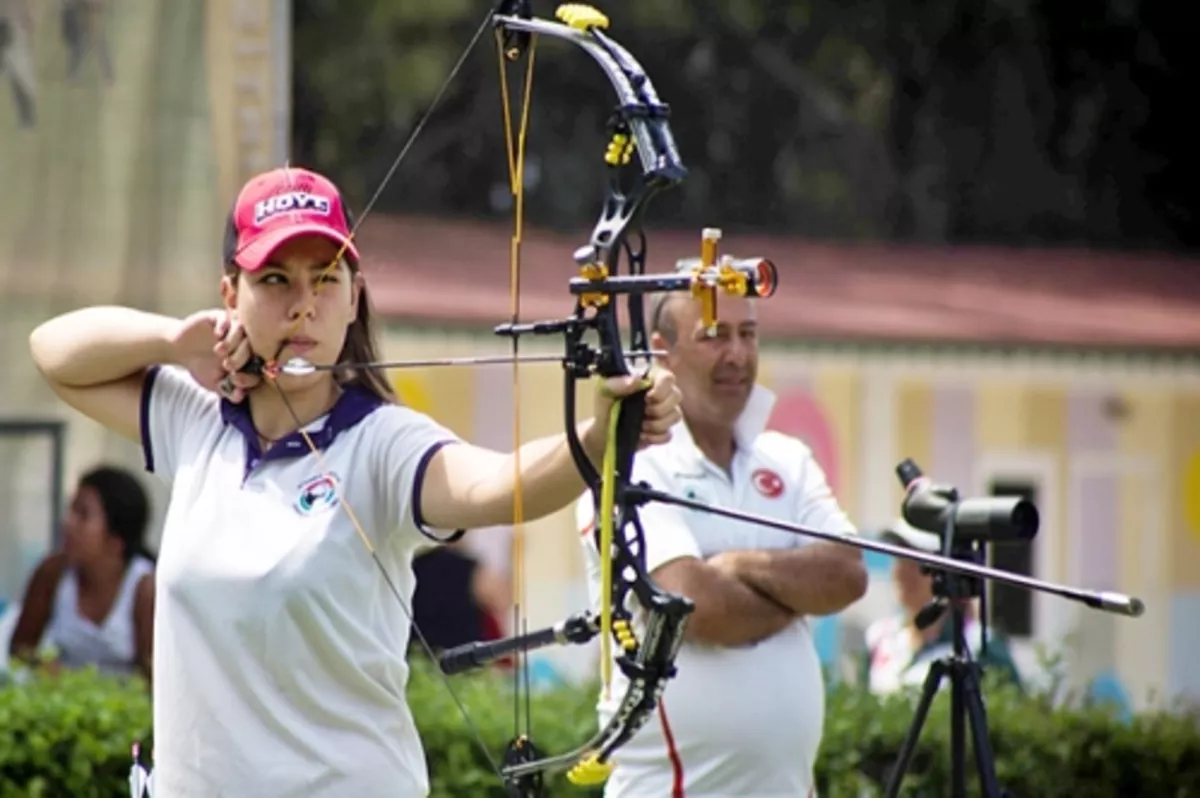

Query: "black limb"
<box><xmin>502</xmin><ymin>736</ymin><xmax>545</xmax><ymax>798</ymax></box>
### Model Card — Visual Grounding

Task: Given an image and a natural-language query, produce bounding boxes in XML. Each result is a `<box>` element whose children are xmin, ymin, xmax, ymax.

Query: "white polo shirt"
<box><xmin>576</xmin><ymin>385</ymin><xmax>858</xmax><ymax>798</ymax></box>
<box><xmin>140</xmin><ymin>365</ymin><xmax>461</xmax><ymax>798</ymax></box>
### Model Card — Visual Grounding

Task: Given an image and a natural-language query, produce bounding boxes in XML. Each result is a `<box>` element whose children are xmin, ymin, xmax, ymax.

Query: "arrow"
<box><xmin>275</xmin><ymin>350</ymin><xmax>667</xmax><ymax>376</ymax></box>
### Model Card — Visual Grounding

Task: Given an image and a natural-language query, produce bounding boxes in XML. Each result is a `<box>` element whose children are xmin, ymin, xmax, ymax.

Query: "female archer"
<box><xmin>28</xmin><ymin>165</ymin><xmax>681</xmax><ymax>797</ymax></box>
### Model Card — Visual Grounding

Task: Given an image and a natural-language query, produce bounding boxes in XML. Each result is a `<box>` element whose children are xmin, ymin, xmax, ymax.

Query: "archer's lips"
<box><xmin>285</xmin><ymin>337</ymin><xmax>317</xmax><ymax>354</ymax></box>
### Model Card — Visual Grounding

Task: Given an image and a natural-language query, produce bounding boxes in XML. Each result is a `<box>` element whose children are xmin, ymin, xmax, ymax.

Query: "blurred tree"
<box><xmin>291</xmin><ymin>0</ymin><xmax>1199</xmax><ymax>251</ymax></box>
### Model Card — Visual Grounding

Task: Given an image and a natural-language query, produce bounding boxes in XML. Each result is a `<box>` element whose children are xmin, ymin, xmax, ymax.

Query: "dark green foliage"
<box><xmin>1</xmin><ymin>660</ymin><xmax>1198</xmax><ymax>796</ymax></box>
<box><xmin>291</xmin><ymin>0</ymin><xmax>1198</xmax><ymax>250</ymax></box>
<box><xmin>0</xmin><ymin>668</ymin><xmax>151</xmax><ymax>798</ymax></box>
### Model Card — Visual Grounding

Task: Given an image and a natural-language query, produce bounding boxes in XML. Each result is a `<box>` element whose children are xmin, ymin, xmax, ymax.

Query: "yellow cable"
<box><xmin>497</xmin><ymin>29</ymin><xmax>538</xmax><ymax>723</ymax></box>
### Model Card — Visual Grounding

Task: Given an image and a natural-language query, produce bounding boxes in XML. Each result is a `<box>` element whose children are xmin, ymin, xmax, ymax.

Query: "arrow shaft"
<box><xmin>280</xmin><ymin>350</ymin><xmax>666</xmax><ymax>375</ymax></box>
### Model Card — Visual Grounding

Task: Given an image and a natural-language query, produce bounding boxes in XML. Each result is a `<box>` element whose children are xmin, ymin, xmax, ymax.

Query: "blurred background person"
<box><xmin>8</xmin><ymin>464</ymin><xmax>155</xmax><ymax>682</ymax></box>
<box><xmin>410</xmin><ymin>538</ymin><xmax>511</xmax><ymax>657</ymax></box>
<box><xmin>0</xmin><ymin>0</ymin><xmax>36</xmax><ymax>127</ymax></box>
<box><xmin>861</xmin><ymin>518</ymin><xmax>1022</xmax><ymax>695</ymax></box>
<box><xmin>60</xmin><ymin>0</ymin><xmax>112</xmax><ymax>84</ymax></box>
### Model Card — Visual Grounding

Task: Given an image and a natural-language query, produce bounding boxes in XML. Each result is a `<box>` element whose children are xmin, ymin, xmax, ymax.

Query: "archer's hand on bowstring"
<box><xmin>584</xmin><ymin>366</ymin><xmax>682</xmax><ymax>463</ymax></box>
<box><xmin>168</xmin><ymin>309</ymin><xmax>262</xmax><ymax>403</ymax></box>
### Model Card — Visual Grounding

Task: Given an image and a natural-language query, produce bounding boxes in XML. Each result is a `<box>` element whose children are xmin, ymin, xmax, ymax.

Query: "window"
<box><xmin>985</xmin><ymin>479</ymin><xmax>1036</xmax><ymax>638</ymax></box>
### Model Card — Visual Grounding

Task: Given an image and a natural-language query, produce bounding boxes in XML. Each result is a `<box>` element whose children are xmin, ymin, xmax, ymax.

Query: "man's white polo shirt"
<box><xmin>140</xmin><ymin>365</ymin><xmax>462</xmax><ymax>798</ymax></box>
<box><xmin>576</xmin><ymin>384</ymin><xmax>858</xmax><ymax>798</ymax></box>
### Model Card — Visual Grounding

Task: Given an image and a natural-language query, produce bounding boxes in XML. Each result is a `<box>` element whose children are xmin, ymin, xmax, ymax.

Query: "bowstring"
<box><xmin>496</xmin><ymin>23</ymin><xmax>539</xmax><ymax>755</ymax></box>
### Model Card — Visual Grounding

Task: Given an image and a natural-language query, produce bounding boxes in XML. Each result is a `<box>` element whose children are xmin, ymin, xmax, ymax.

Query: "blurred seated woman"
<box><xmin>8</xmin><ymin>465</ymin><xmax>155</xmax><ymax>682</ymax></box>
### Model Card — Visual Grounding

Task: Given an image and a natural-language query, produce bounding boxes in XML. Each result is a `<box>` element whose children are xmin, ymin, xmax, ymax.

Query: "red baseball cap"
<box><xmin>223</xmin><ymin>166</ymin><xmax>360</xmax><ymax>271</ymax></box>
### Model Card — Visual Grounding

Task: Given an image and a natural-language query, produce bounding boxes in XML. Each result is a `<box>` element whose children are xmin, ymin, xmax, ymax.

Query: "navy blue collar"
<box><xmin>221</xmin><ymin>384</ymin><xmax>384</xmax><ymax>480</ymax></box>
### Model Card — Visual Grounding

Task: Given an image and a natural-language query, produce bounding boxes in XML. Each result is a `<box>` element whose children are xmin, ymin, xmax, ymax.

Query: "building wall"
<box><xmin>377</xmin><ymin>325</ymin><xmax>1200</xmax><ymax>708</ymax></box>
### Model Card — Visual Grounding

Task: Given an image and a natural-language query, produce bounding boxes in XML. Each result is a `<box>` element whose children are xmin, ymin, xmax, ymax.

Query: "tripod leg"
<box><xmin>884</xmin><ymin>660</ymin><xmax>947</xmax><ymax>798</ymax></box>
<box><xmin>951</xmin><ymin>660</ymin><xmax>965</xmax><ymax>798</ymax></box>
<box><xmin>961</xmin><ymin>662</ymin><xmax>1003</xmax><ymax>798</ymax></box>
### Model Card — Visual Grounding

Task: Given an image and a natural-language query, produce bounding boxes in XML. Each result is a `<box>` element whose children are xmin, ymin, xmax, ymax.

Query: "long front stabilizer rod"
<box><xmin>627</xmin><ymin>484</ymin><xmax>1145</xmax><ymax>618</ymax></box>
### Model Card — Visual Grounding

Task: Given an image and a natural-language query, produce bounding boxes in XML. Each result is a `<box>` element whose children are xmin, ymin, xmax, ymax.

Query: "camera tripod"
<box><xmin>882</xmin><ymin>539</ymin><xmax>1008</xmax><ymax>798</ymax></box>
<box><xmin>633</xmin><ymin>458</ymin><xmax>1140</xmax><ymax>796</ymax></box>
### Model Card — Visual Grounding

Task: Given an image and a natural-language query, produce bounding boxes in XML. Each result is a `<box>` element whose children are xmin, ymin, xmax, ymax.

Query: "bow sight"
<box><xmin>496</xmin><ymin>226</ymin><xmax>774</xmax><ymax>377</ymax></box>
<box><xmin>568</xmin><ymin>227</ymin><xmax>778</xmax><ymax>336</ymax></box>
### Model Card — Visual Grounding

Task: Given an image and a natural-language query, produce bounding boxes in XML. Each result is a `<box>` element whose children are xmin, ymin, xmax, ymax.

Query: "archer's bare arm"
<box><xmin>28</xmin><ymin>307</ymin><xmax>181</xmax><ymax>443</ymax></box>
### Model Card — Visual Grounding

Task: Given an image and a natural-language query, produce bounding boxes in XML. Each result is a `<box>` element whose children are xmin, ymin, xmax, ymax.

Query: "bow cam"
<box><xmin>497</xmin><ymin>0</ymin><xmax>534</xmax><ymax>60</ymax></box>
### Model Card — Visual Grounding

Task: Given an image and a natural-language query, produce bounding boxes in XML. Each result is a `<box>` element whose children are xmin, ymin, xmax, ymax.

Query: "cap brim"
<box><xmin>234</xmin><ymin>223</ymin><xmax>360</xmax><ymax>272</ymax></box>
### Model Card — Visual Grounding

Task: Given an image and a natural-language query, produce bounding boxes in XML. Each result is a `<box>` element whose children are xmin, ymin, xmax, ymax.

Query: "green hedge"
<box><xmin>2</xmin><ymin>659</ymin><xmax>1199</xmax><ymax>797</ymax></box>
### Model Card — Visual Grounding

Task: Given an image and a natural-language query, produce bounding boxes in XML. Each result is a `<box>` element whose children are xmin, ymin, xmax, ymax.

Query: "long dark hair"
<box><xmin>338</xmin><ymin>271</ymin><xmax>396</xmax><ymax>403</ymax></box>
<box><xmin>78</xmin><ymin>466</ymin><xmax>153</xmax><ymax>564</ymax></box>
<box><xmin>223</xmin><ymin>256</ymin><xmax>396</xmax><ymax>404</ymax></box>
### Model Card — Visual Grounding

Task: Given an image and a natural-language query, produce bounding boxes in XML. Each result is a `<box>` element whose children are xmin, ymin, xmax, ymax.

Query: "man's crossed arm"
<box><xmin>651</xmin><ymin>540</ymin><xmax>867</xmax><ymax>648</ymax></box>
<box><xmin>711</xmin><ymin>539</ymin><xmax>868</xmax><ymax>617</ymax></box>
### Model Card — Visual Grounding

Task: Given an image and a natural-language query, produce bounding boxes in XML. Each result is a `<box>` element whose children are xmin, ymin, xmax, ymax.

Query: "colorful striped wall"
<box><xmin>381</xmin><ymin>326</ymin><xmax>1200</xmax><ymax>707</ymax></box>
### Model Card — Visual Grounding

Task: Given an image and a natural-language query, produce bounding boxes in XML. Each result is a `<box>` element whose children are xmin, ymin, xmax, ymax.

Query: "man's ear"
<box><xmin>650</xmin><ymin>330</ymin><xmax>671</xmax><ymax>364</ymax></box>
<box><xmin>220</xmin><ymin>273</ymin><xmax>238</xmax><ymax>311</ymax></box>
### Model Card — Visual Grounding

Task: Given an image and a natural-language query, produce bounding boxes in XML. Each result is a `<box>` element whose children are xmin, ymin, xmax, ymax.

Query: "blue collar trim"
<box><xmin>220</xmin><ymin>385</ymin><xmax>384</xmax><ymax>480</ymax></box>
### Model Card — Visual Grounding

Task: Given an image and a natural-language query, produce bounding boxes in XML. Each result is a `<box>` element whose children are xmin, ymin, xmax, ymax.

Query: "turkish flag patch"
<box><xmin>751</xmin><ymin>468</ymin><xmax>785</xmax><ymax>499</ymax></box>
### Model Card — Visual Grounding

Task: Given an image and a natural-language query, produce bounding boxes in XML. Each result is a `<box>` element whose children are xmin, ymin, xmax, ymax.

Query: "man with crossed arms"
<box><xmin>576</xmin><ymin>259</ymin><xmax>869</xmax><ymax>798</ymax></box>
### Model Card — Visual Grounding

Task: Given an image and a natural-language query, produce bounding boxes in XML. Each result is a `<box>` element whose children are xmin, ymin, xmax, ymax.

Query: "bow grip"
<box><xmin>608</xmin><ymin>381</ymin><xmax>649</xmax><ymax>485</ymax></box>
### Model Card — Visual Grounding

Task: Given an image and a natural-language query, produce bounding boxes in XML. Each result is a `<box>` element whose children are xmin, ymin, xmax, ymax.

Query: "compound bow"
<box><xmin>189</xmin><ymin>3</ymin><xmax>777</xmax><ymax>797</ymax></box>
<box><xmin>409</xmin><ymin>5</ymin><xmax>777</xmax><ymax>793</ymax></box>
<box><xmin>467</xmin><ymin>6</ymin><xmax>778</xmax><ymax>793</ymax></box>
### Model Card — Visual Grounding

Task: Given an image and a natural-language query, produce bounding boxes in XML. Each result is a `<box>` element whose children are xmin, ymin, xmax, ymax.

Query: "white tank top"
<box><xmin>44</xmin><ymin>554</ymin><xmax>154</xmax><ymax>676</ymax></box>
